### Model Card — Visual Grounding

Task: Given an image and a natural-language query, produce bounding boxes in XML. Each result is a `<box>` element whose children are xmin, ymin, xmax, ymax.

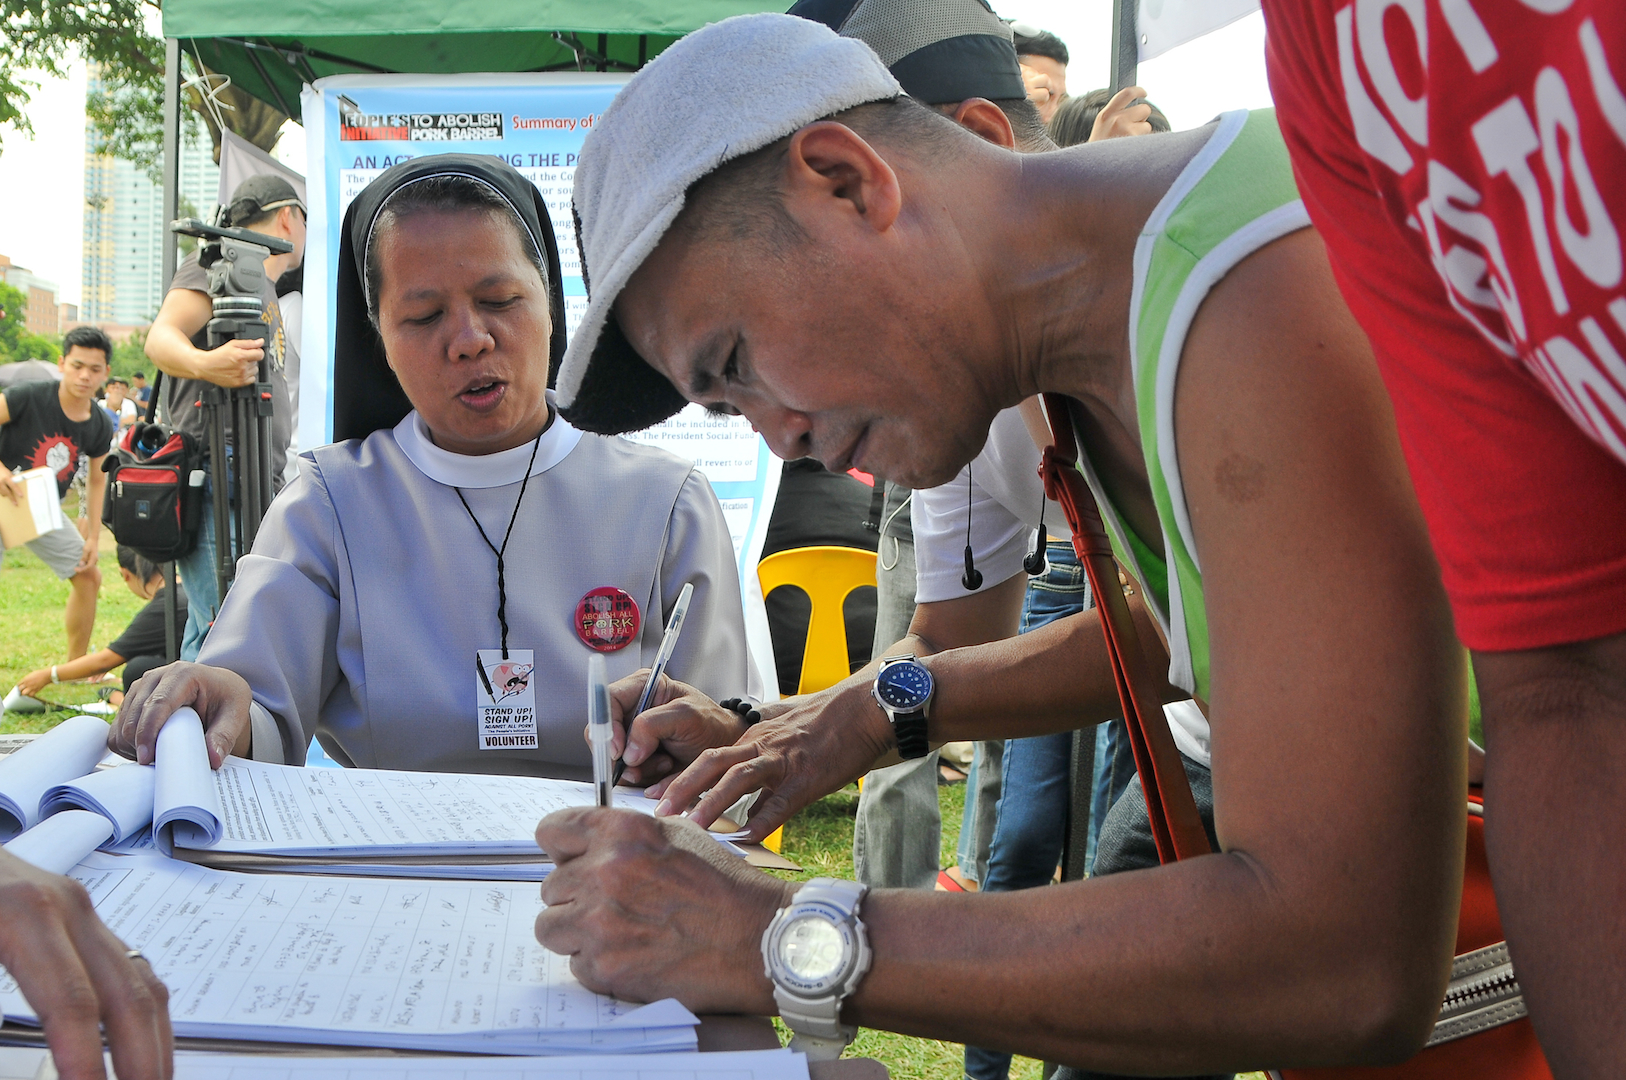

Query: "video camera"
<box><xmin>166</xmin><ymin>216</ymin><xmax>296</xmax><ymax>597</ymax></box>
<box><xmin>169</xmin><ymin>218</ymin><xmax>293</xmax><ymax>350</ymax></box>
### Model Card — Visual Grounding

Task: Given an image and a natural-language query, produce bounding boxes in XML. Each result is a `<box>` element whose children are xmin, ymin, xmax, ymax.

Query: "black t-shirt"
<box><xmin>108</xmin><ymin>583</ymin><xmax>190</xmax><ymax>661</ymax></box>
<box><xmin>161</xmin><ymin>251</ymin><xmax>294</xmax><ymax>467</ymax></box>
<box><xmin>0</xmin><ymin>380</ymin><xmax>115</xmax><ymax>498</ymax></box>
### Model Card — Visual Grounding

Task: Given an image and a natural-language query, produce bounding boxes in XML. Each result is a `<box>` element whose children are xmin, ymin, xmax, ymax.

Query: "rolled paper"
<box><xmin>0</xmin><ymin>716</ymin><xmax>112</xmax><ymax>840</ymax></box>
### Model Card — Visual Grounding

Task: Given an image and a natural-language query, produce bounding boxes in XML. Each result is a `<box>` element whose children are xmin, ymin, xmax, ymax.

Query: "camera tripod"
<box><xmin>170</xmin><ymin>218</ymin><xmax>293</xmax><ymax>601</ymax></box>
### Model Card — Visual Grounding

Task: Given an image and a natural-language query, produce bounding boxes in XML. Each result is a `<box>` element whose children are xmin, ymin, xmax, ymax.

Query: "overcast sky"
<box><xmin>0</xmin><ymin>4</ymin><xmax>1273</xmax><ymax>308</ymax></box>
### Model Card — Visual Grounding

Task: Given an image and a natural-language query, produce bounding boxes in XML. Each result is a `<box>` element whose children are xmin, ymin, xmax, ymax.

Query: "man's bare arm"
<box><xmin>0</xmin><ymin>394</ymin><xmax>17</xmax><ymax>506</ymax></box>
<box><xmin>536</xmin><ymin>228</ymin><xmax>1465</xmax><ymax>1070</ymax></box>
<box><xmin>145</xmin><ymin>288</ymin><xmax>263</xmax><ymax>388</ymax></box>
<box><xmin>79</xmin><ymin>454</ymin><xmax>107</xmax><ymax>568</ymax></box>
<box><xmin>1470</xmin><ymin>631</ymin><xmax>1626</xmax><ymax>1076</ymax></box>
<box><xmin>615</xmin><ymin>571</ymin><xmax>1028</xmax><ymax>793</ymax></box>
<box><xmin>645</xmin><ymin>560</ymin><xmax>1179</xmax><ymax>835</ymax></box>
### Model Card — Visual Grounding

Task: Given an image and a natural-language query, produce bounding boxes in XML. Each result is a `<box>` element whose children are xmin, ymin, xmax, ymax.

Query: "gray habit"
<box><xmin>199</xmin><ymin>409</ymin><xmax>749</xmax><ymax>779</ymax></box>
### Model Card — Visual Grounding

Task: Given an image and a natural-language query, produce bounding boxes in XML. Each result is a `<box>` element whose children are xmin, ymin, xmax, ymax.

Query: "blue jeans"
<box><xmin>175</xmin><ymin>455</ymin><xmax>233</xmax><ymax>662</ymax></box>
<box><xmin>952</xmin><ymin>738</ymin><xmax>1003</xmax><ymax>885</ymax></box>
<box><xmin>965</xmin><ymin>544</ymin><xmax>1135</xmax><ymax>1080</ymax></box>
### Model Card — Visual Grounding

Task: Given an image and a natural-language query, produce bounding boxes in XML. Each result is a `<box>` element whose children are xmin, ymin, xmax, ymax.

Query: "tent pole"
<box><xmin>243</xmin><ymin>41</ymin><xmax>297</xmax><ymax>119</ymax></box>
<box><xmin>159</xmin><ymin>38</ymin><xmax>182</xmax><ymax>431</ymax></box>
<box><xmin>1110</xmin><ymin>0</ymin><xmax>1139</xmax><ymax>92</ymax></box>
<box><xmin>161</xmin><ymin>38</ymin><xmax>181</xmax><ymax>293</ymax></box>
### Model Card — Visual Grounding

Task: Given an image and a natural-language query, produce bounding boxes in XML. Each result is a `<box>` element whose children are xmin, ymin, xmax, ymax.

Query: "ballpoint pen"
<box><xmin>588</xmin><ymin>654</ymin><xmax>613</xmax><ymax>808</ymax></box>
<box><xmin>615</xmin><ymin>581</ymin><xmax>694</xmax><ymax>785</ymax></box>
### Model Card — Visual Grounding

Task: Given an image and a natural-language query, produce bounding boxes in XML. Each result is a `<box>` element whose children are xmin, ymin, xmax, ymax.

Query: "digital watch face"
<box><xmin>875</xmin><ymin>661</ymin><xmax>933</xmax><ymax>711</ymax></box>
<box><xmin>780</xmin><ymin>914</ymin><xmax>848</xmax><ymax>987</ymax></box>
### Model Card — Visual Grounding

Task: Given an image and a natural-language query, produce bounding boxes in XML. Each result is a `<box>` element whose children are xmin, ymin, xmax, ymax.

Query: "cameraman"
<box><xmin>144</xmin><ymin>174</ymin><xmax>304</xmax><ymax>660</ymax></box>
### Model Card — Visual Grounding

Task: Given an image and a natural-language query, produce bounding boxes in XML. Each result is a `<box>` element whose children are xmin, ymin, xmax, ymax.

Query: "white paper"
<box><xmin>0</xmin><ymin>854</ymin><xmax>699</xmax><ymax>1055</ymax></box>
<box><xmin>25</xmin><ymin>468</ymin><xmax>66</xmax><ymax>535</ymax></box>
<box><xmin>0</xmin><ymin>716</ymin><xmax>111</xmax><ymax>839</ymax></box>
<box><xmin>0</xmin><ymin>1047</ymin><xmax>809</xmax><ymax>1080</ymax></box>
<box><xmin>192</xmin><ymin>758</ymin><xmax>660</xmax><ymax>857</ymax></box>
<box><xmin>2</xmin><ymin>810</ymin><xmax>114</xmax><ymax>874</ymax></box>
<box><xmin>186</xmin><ymin>1048</ymin><xmax>808</xmax><ymax>1079</ymax></box>
<box><xmin>152</xmin><ymin>709</ymin><xmax>225</xmax><ymax>855</ymax></box>
<box><xmin>40</xmin><ymin>763</ymin><xmax>156</xmax><ymax>844</ymax></box>
<box><xmin>206</xmin><ymin>860</ymin><xmax>558</xmax><ymax>882</ymax></box>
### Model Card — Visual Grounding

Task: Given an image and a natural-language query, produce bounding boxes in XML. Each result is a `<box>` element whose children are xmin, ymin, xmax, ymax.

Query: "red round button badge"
<box><xmin>575</xmin><ymin>587</ymin><xmax>641</xmax><ymax>652</ymax></box>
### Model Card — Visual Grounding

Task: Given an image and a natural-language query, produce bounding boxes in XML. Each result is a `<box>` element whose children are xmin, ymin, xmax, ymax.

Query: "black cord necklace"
<box><xmin>454</xmin><ymin>425</ymin><xmax>545</xmax><ymax>659</ymax></box>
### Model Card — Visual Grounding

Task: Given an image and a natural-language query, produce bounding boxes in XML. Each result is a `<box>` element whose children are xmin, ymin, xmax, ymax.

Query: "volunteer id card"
<box><xmin>476</xmin><ymin>649</ymin><xmax>537</xmax><ymax>750</ymax></box>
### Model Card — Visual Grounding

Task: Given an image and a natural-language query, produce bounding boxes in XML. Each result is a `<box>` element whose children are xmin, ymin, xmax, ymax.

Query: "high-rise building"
<box><xmin>81</xmin><ymin>63</ymin><xmax>220</xmax><ymax>326</ymax></box>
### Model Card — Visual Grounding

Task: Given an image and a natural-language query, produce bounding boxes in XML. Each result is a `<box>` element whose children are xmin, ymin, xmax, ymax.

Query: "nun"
<box><xmin>111</xmin><ymin>155</ymin><xmax>750</xmax><ymax>780</ymax></box>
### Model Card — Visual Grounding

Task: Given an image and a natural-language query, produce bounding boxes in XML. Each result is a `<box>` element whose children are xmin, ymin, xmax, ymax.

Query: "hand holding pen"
<box><xmin>614</xmin><ymin>583</ymin><xmax>693</xmax><ymax>785</ymax></box>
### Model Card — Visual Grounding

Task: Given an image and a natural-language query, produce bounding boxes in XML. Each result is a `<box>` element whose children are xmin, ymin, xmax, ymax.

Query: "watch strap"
<box><xmin>891</xmin><ymin>709</ymin><xmax>930</xmax><ymax>759</ymax></box>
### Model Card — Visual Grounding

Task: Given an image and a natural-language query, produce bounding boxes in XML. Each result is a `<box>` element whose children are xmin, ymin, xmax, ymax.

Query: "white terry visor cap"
<box><xmin>556</xmin><ymin>12</ymin><xmax>901</xmax><ymax>435</ymax></box>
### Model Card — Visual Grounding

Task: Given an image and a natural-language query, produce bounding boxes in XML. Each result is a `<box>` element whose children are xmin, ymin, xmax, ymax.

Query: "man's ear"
<box><xmin>949</xmin><ymin>98</ymin><xmax>1016</xmax><ymax>150</ymax></box>
<box><xmin>782</xmin><ymin>121</ymin><xmax>902</xmax><ymax>234</ymax></box>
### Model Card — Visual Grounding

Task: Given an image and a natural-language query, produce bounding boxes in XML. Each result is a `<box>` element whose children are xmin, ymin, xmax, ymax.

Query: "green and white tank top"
<box><xmin>1074</xmin><ymin>109</ymin><xmax>1310</xmax><ymax>758</ymax></box>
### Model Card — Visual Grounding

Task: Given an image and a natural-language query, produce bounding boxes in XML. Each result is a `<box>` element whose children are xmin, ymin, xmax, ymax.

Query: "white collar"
<box><xmin>393</xmin><ymin>390</ymin><xmax>584</xmax><ymax>489</ymax></box>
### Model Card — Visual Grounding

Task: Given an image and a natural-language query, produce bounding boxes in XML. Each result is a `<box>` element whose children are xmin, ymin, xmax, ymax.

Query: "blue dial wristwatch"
<box><xmin>871</xmin><ymin>655</ymin><xmax>933</xmax><ymax>759</ymax></box>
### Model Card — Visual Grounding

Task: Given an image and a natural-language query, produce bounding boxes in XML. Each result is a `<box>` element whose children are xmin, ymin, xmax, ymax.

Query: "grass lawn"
<box><xmin>3</xmin><ymin>528</ymin><xmax>1270</xmax><ymax>1080</ymax></box>
<box><xmin>1</xmin><ymin>518</ymin><xmax>147</xmax><ymax>729</ymax></box>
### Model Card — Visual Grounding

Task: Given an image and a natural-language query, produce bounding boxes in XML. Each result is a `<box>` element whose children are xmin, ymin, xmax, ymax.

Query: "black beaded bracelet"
<box><xmin>717</xmin><ymin>697</ymin><xmax>763</xmax><ymax>727</ymax></box>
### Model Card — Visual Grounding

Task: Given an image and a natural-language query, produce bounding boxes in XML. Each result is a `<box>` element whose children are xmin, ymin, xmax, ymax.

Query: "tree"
<box><xmin>0</xmin><ymin>282</ymin><xmax>64</xmax><ymax>364</ymax></box>
<box><xmin>110</xmin><ymin>330</ymin><xmax>149</xmax><ymax>380</ymax></box>
<box><xmin>1</xmin><ymin>1</ymin><xmax>288</xmax><ymax>178</ymax></box>
<box><xmin>13</xmin><ymin>331</ymin><xmax>62</xmax><ymax>364</ymax></box>
<box><xmin>0</xmin><ymin>281</ymin><xmax>31</xmax><ymax>360</ymax></box>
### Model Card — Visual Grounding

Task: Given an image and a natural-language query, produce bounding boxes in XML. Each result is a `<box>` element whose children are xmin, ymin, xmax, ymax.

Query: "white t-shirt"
<box><xmin>912</xmin><ymin>404</ymin><xmax>1212</xmax><ymax>766</ymax></box>
<box><xmin>912</xmin><ymin>406</ymin><xmax>1070</xmax><ymax>605</ymax></box>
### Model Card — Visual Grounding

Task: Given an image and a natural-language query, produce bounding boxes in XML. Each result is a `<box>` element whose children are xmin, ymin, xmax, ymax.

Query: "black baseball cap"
<box><xmin>226</xmin><ymin>174</ymin><xmax>306</xmax><ymax>226</ymax></box>
<box><xmin>788</xmin><ymin>0</ymin><xmax>1027</xmax><ymax>105</ymax></box>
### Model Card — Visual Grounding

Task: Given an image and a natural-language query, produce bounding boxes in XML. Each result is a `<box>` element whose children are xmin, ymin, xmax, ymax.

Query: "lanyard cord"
<box><xmin>454</xmin><ymin>427</ymin><xmax>545</xmax><ymax>658</ymax></box>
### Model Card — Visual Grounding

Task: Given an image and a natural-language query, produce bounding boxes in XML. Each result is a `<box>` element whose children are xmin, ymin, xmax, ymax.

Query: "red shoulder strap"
<box><xmin>1039</xmin><ymin>394</ymin><xmax>1211</xmax><ymax>864</ymax></box>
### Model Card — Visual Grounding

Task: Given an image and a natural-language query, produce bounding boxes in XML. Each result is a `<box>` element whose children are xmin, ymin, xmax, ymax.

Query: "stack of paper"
<box><xmin>170</xmin><ymin>1049</ymin><xmax>811</xmax><ymax>1080</ymax></box>
<box><xmin>0</xmin><ymin>853</ymin><xmax>701</xmax><ymax>1055</ymax></box>
<box><xmin>0</xmin><ymin>1047</ymin><xmax>812</xmax><ymax>1080</ymax></box>
<box><xmin>0</xmin><ymin>712</ymin><xmax>217</xmax><ymax>874</ymax></box>
<box><xmin>2</xmin><ymin>711</ymin><xmax>795</xmax><ymax>880</ymax></box>
<box><xmin>1</xmin><ymin>1048</ymin><xmax>811</xmax><ymax>1080</ymax></box>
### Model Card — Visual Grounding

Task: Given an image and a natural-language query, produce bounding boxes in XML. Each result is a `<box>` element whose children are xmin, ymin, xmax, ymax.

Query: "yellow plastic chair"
<box><xmin>754</xmin><ymin>545</ymin><xmax>879</xmax><ymax>852</ymax></box>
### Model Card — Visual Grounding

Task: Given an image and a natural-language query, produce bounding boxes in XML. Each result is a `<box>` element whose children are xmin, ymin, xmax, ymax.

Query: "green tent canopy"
<box><xmin>163</xmin><ymin>0</ymin><xmax>786</xmax><ymax>121</ymax></box>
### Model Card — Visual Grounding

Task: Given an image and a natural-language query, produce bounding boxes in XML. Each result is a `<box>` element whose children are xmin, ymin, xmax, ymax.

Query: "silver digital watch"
<box><xmin>761</xmin><ymin>877</ymin><xmax>872</xmax><ymax>1061</ymax></box>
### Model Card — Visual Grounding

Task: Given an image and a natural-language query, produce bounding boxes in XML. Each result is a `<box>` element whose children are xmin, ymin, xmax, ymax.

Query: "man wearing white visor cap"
<box><xmin>541</xmin><ymin>12</ymin><xmax>1470</xmax><ymax>1073</ymax></box>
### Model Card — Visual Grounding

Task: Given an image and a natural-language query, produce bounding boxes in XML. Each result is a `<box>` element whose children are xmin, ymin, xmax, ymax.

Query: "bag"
<box><xmin>1035</xmin><ymin>394</ymin><xmax>1550</xmax><ymax>1079</ymax></box>
<box><xmin>102</xmin><ymin>419</ymin><xmax>205</xmax><ymax>562</ymax></box>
